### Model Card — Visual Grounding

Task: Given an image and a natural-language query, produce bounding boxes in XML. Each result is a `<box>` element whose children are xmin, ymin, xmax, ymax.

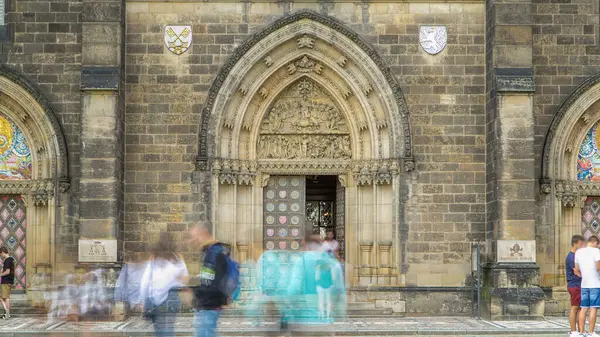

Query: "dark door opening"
<box><xmin>305</xmin><ymin>175</ymin><xmax>345</xmax><ymax>260</ymax></box>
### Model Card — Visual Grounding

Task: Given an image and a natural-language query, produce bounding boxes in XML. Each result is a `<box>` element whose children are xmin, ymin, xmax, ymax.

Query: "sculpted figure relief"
<box><xmin>258</xmin><ymin>79</ymin><xmax>351</xmax><ymax>160</ymax></box>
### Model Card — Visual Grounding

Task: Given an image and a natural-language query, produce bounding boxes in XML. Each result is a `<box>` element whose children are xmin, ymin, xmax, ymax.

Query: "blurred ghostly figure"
<box><xmin>48</xmin><ymin>273</ymin><xmax>80</xmax><ymax>323</ymax></box>
<box><xmin>80</xmin><ymin>269</ymin><xmax>111</xmax><ymax>318</ymax></box>
<box><xmin>286</xmin><ymin>235</ymin><xmax>346</xmax><ymax>325</ymax></box>
<box><xmin>253</xmin><ymin>248</ymin><xmax>293</xmax><ymax>330</ymax></box>
<box><xmin>114</xmin><ymin>256</ymin><xmax>147</xmax><ymax>314</ymax></box>
<box><xmin>315</xmin><ymin>252</ymin><xmax>337</xmax><ymax>321</ymax></box>
<box><xmin>140</xmin><ymin>236</ymin><xmax>189</xmax><ymax>337</ymax></box>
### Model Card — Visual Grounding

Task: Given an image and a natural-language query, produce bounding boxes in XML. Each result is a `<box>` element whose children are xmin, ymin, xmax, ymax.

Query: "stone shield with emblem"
<box><xmin>164</xmin><ymin>25</ymin><xmax>192</xmax><ymax>55</ymax></box>
<box><xmin>419</xmin><ymin>26</ymin><xmax>447</xmax><ymax>55</ymax></box>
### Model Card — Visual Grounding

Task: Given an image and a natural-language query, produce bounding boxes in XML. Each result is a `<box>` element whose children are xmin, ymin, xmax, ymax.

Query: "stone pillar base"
<box><xmin>482</xmin><ymin>263</ymin><xmax>545</xmax><ymax>320</ymax></box>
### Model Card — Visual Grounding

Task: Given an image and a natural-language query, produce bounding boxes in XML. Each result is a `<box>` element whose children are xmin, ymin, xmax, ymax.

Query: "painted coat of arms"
<box><xmin>419</xmin><ymin>26</ymin><xmax>447</xmax><ymax>55</ymax></box>
<box><xmin>164</xmin><ymin>25</ymin><xmax>192</xmax><ymax>55</ymax></box>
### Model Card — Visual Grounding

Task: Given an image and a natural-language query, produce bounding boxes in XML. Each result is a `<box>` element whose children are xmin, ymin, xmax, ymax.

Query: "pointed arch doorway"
<box><xmin>193</xmin><ymin>11</ymin><xmax>413</xmax><ymax>287</ymax></box>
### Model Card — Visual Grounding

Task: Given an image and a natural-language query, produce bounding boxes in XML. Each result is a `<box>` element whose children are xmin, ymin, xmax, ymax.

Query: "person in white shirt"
<box><xmin>321</xmin><ymin>230</ymin><xmax>340</xmax><ymax>260</ymax></box>
<box><xmin>575</xmin><ymin>235</ymin><xmax>600</xmax><ymax>337</ymax></box>
<box><xmin>140</xmin><ymin>238</ymin><xmax>189</xmax><ymax>337</ymax></box>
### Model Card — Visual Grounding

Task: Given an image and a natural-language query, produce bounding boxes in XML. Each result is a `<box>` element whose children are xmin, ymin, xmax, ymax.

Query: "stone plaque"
<box><xmin>78</xmin><ymin>239</ymin><xmax>117</xmax><ymax>263</ymax></box>
<box><xmin>497</xmin><ymin>240</ymin><xmax>536</xmax><ymax>263</ymax></box>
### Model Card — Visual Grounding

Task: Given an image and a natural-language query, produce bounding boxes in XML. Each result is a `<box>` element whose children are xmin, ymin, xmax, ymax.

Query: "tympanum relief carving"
<box><xmin>258</xmin><ymin>78</ymin><xmax>352</xmax><ymax>160</ymax></box>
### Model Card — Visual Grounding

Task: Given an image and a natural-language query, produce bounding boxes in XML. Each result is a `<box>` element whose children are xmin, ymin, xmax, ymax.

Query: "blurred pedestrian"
<box><xmin>115</xmin><ymin>256</ymin><xmax>148</xmax><ymax>316</ymax></box>
<box><xmin>315</xmin><ymin>252</ymin><xmax>336</xmax><ymax>321</ymax></box>
<box><xmin>0</xmin><ymin>246</ymin><xmax>14</xmax><ymax>319</ymax></box>
<box><xmin>321</xmin><ymin>230</ymin><xmax>340</xmax><ymax>260</ymax></box>
<box><xmin>141</xmin><ymin>235</ymin><xmax>189</xmax><ymax>337</ymax></box>
<box><xmin>189</xmin><ymin>221</ymin><xmax>230</xmax><ymax>337</ymax></box>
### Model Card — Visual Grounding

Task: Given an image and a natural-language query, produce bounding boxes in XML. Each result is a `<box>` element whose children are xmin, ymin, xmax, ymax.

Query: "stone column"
<box><xmin>483</xmin><ymin>0</ymin><xmax>544</xmax><ymax>319</ymax></box>
<box><xmin>78</xmin><ymin>0</ymin><xmax>125</xmax><ymax>266</ymax></box>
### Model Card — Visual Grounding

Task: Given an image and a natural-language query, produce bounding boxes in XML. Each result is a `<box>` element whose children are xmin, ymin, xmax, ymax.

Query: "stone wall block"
<box><xmin>83</xmin><ymin>2</ymin><xmax>122</xmax><ymax>22</ymax></box>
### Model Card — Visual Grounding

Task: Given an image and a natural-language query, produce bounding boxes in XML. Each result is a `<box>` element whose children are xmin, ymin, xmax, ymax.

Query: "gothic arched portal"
<box><xmin>0</xmin><ymin>66</ymin><xmax>70</xmax><ymax>300</ymax></box>
<box><xmin>193</xmin><ymin>10</ymin><xmax>412</xmax><ymax>287</ymax></box>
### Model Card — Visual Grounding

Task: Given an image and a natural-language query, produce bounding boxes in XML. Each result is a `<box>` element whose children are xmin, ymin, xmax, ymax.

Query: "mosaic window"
<box><xmin>0</xmin><ymin>114</ymin><xmax>31</xmax><ymax>180</ymax></box>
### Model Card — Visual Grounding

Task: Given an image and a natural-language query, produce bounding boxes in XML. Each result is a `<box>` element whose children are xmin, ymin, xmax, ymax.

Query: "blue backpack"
<box><xmin>209</xmin><ymin>244</ymin><xmax>241</xmax><ymax>301</ymax></box>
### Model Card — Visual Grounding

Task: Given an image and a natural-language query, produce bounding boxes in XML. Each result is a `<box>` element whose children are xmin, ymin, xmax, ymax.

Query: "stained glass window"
<box><xmin>0</xmin><ymin>114</ymin><xmax>31</xmax><ymax>180</ymax></box>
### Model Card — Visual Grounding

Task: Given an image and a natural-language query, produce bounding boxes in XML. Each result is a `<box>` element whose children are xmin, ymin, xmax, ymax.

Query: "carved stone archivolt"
<box><xmin>196</xmin><ymin>10</ymin><xmax>413</xmax><ymax>172</ymax></box>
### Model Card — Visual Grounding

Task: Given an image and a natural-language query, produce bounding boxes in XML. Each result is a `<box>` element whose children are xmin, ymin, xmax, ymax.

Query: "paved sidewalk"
<box><xmin>0</xmin><ymin>316</ymin><xmax>570</xmax><ymax>336</ymax></box>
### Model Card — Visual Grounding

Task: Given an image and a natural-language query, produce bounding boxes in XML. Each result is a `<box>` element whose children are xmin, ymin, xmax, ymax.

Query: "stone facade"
<box><xmin>0</xmin><ymin>0</ymin><xmax>597</xmax><ymax>317</ymax></box>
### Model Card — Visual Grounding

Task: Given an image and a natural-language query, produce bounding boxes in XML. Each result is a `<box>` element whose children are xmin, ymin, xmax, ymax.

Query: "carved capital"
<box><xmin>59</xmin><ymin>176</ymin><xmax>71</xmax><ymax>193</ymax></box>
<box><xmin>261</xmin><ymin>174</ymin><xmax>271</xmax><ymax>187</ymax></box>
<box><xmin>33</xmin><ymin>188</ymin><xmax>53</xmax><ymax>206</ymax></box>
<box><xmin>404</xmin><ymin>158</ymin><xmax>415</xmax><ymax>172</ymax></box>
<box><xmin>562</xmin><ymin>193</ymin><xmax>577</xmax><ymax>208</ymax></box>
<box><xmin>540</xmin><ymin>178</ymin><xmax>552</xmax><ymax>194</ymax></box>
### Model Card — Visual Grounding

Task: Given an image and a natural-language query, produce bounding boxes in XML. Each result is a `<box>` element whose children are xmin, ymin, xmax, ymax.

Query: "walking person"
<box><xmin>189</xmin><ymin>222</ymin><xmax>229</xmax><ymax>337</ymax></box>
<box><xmin>568</xmin><ymin>235</ymin><xmax>585</xmax><ymax>336</ymax></box>
<box><xmin>0</xmin><ymin>246</ymin><xmax>14</xmax><ymax>319</ymax></box>
<box><xmin>575</xmin><ymin>235</ymin><xmax>600</xmax><ymax>337</ymax></box>
<box><xmin>140</xmin><ymin>236</ymin><xmax>189</xmax><ymax>337</ymax></box>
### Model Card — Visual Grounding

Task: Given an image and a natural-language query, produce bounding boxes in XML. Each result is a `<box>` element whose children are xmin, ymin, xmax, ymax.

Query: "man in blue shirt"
<box><xmin>567</xmin><ymin>235</ymin><xmax>585</xmax><ymax>336</ymax></box>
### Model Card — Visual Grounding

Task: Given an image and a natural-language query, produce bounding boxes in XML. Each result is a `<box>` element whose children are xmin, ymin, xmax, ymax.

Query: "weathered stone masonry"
<box><xmin>0</xmin><ymin>0</ymin><xmax>597</xmax><ymax>317</ymax></box>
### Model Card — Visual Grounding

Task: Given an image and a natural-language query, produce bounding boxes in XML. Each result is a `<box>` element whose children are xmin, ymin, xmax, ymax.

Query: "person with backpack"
<box><xmin>189</xmin><ymin>222</ymin><xmax>240</xmax><ymax>337</ymax></box>
<box><xmin>0</xmin><ymin>246</ymin><xmax>15</xmax><ymax>319</ymax></box>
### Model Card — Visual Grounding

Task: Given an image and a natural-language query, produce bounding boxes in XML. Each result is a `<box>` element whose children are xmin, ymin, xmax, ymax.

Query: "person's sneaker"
<box><xmin>570</xmin><ymin>332</ymin><xmax>583</xmax><ymax>337</ymax></box>
<box><xmin>588</xmin><ymin>332</ymin><xmax>600</xmax><ymax>337</ymax></box>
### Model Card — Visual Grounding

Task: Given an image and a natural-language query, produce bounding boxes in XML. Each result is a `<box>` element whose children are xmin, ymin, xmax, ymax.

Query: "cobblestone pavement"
<box><xmin>0</xmin><ymin>316</ymin><xmax>570</xmax><ymax>336</ymax></box>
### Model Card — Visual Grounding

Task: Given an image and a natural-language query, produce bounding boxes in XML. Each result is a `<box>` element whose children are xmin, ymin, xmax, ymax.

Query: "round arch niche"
<box><xmin>193</xmin><ymin>10</ymin><xmax>413</xmax><ymax>287</ymax></box>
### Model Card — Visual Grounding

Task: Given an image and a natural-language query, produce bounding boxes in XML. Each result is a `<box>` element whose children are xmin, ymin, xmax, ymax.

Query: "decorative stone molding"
<box><xmin>552</xmin><ymin>179</ymin><xmax>600</xmax><ymax>207</ymax></box>
<box><xmin>212</xmin><ymin>158</ymin><xmax>402</xmax><ymax>185</ymax></box>
<box><xmin>212</xmin><ymin>160</ymin><xmax>257</xmax><ymax>185</ymax></box>
<box><xmin>0</xmin><ymin>179</ymin><xmax>54</xmax><ymax>195</ymax></box>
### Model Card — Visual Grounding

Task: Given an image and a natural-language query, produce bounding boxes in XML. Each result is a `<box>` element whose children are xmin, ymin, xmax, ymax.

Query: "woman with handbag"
<box><xmin>140</xmin><ymin>237</ymin><xmax>189</xmax><ymax>337</ymax></box>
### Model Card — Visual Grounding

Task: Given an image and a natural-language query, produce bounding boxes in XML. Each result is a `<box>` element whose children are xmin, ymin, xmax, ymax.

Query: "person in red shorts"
<box><xmin>567</xmin><ymin>235</ymin><xmax>585</xmax><ymax>337</ymax></box>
